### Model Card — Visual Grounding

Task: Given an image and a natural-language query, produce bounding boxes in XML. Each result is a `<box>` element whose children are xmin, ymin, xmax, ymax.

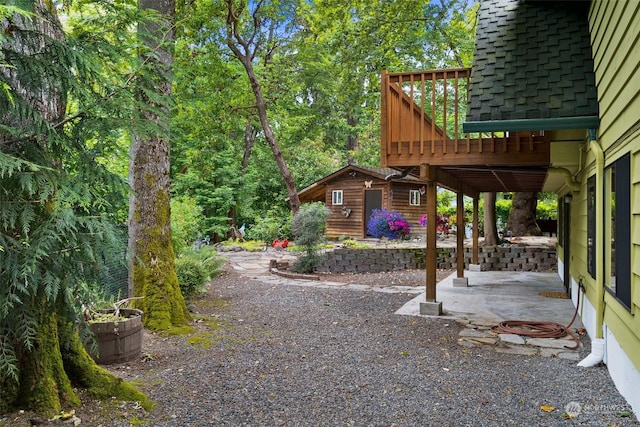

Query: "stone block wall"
<box><xmin>315</xmin><ymin>246</ymin><xmax>556</xmax><ymax>274</ymax></box>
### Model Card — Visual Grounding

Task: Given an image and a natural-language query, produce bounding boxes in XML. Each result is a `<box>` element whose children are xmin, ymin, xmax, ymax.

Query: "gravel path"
<box><xmin>3</xmin><ymin>259</ymin><xmax>637</xmax><ymax>426</ymax></box>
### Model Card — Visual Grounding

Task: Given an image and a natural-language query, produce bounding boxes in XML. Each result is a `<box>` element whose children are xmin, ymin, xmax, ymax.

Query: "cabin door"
<box><xmin>364</xmin><ymin>189</ymin><xmax>382</xmax><ymax>236</ymax></box>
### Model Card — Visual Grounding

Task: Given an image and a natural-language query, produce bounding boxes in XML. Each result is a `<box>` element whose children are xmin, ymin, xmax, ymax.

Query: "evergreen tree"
<box><xmin>0</xmin><ymin>0</ymin><xmax>149</xmax><ymax>414</ymax></box>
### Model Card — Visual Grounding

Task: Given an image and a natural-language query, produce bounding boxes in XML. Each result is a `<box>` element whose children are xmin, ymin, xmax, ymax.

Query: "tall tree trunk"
<box><xmin>504</xmin><ymin>192</ymin><xmax>541</xmax><ymax>236</ymax></box>
<box><xmin>483</xmin><ymin>192</ymin><xmax>499</xmax><ymax>245</ymax></box>
<box><xmin>241</xmin><ymin>119</ymin><xmax>257</xmax><ymax>173</ymax></box>
<box><xmin>1</xmin><ymin>2</ymin><xmax>148</xmax><ymax>414</ymax></box>
<box><xmin>235</xmin><ymin>54</ymin><xmax>300</xmax><ymax>213</ymax></box>
<box><xmin>128</xmin><ymin>0</ymin><xmax>190</xmax><ymax>330</ymax></box>
<box><xmin>346</xmin><ymin>115</ymin><xmax>359</xmax><ymax>165</ymax></box>
<box><xmin>225</xmin><ymin>0</ymin><xmax>301</xmax><ymax>214</ymax></box>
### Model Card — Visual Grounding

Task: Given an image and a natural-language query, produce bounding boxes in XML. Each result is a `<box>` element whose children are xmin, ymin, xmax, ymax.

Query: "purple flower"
<box><xmin>367</xmin><ymin>209</ymin><xmax>411</xmax><ymax>239</ymax></box>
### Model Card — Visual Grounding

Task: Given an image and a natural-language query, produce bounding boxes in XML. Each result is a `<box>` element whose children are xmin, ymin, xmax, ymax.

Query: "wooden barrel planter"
<box><xmin>87</xmin><ymin>308</ymin><xmax>143</xmax><ymax>365</ymax></box>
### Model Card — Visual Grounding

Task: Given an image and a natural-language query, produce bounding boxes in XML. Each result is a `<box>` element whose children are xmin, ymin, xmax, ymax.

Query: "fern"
<box><xmin>0</xmin><ymin>332</ymin><xmax>19</xmax><ymax>382</ymax></box>
<box><xmin>0</xmin><ymin>1</ymin><xmax>141</xmax><ymax>392</ymax></box>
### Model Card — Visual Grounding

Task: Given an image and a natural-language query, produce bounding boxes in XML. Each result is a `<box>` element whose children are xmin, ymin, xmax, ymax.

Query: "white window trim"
<box><xmin>332</xmin><ymin>190</ymin><xmax>343</xmax><ymax>205</ymax></box>
<box><xmin>410</xmin><ymin>189</ymin><xmax>420</xmax><ymax>206</ymax></box>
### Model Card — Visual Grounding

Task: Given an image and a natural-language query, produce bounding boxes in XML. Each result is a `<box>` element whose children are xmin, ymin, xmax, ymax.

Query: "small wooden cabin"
<box><xmin>297</xmin><ymin>165</ymin><xmax>427</xmax><ymax>239</ymax></box>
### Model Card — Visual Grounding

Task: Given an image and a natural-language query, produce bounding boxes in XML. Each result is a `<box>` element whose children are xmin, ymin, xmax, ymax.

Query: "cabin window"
<box><xmin>587</xmin><ymin>175</ymin><xmax>596</xmax><ymax>279</ymax></box>
<box><xmin>409</xmin><ymin>190</ymin><xmax>420</xmax><ymax>206</ymax></box>
<box><xmin>332</xmin><ymin>190</ymin><xmax>343</xmax><ymax>205</ymax></box>
<box><xmin>605</xmin><ymin>153</ymin><xmax>631</xmax><ymax>310</ymax></box>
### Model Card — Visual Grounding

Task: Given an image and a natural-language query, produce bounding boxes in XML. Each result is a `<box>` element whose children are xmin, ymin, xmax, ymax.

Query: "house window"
<box><xmin>332</xmin><ymin>190</ymin><xmax>343</xmax><ymax>205</ymax></box>
<box><xmin>587</xmin><ymin>175</ymin><xmax>596</xmax><ymax>279</ymax></box>
<box><xmin>605</xmin><ymin>153</ymin><xmax>631</xmax><ymax>309</ymax></box>
<box><xmin>409</xmin><ymin>190</ymin><xmax>420</xmax><ymax>206</ymax></box>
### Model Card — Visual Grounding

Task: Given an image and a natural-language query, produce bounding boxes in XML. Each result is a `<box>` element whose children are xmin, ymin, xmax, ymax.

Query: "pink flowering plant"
<box><xmin>419</xmin><ymin>213</ymin><xmax>451</xmax><ymax>233</ymax></box>
<box><xmin>367</xmin><ymin>209</ymin><xmax>411</xmax><ymax>239</ymax></box>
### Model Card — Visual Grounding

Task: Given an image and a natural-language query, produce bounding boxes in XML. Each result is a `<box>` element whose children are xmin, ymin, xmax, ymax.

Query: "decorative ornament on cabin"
<box><xmin>364</xmin><ymin>180</ymin><xmax>373</xmax><ymax>188</ymax></box>
<box><xmin>420</xmin><ymin>186</ymin><xmax>426</xmax><ymax>195</ymax></box>
<box><xmin>342</xmin><ymin>206</ymin><xmax>352</xmax><ymax>217</ymax></box>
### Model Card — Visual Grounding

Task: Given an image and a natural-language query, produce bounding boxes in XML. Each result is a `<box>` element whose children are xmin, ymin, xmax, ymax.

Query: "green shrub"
<box><xmin>536</xmin><ymin>200</ymin><xmax>558</xmax><ymax>220</ymax></box>
<box><xmin>495</xmin><ymin>199</ymin><xmax>512</xmax><ymax>230</ymax></box>
<box><xmin>340</xmin><ymin>238</ymin><xmax>370</xmax><ymax>249</ymax></box>
<box><xmin>292</xmin><ymin>252</ymin><xmax>326</xmax><ymax>274</ymax></box>
<box><xmin>175</xmin><ymin>247</ymin><xmax>224</xmax><ymax>299</ymax></box>
<box><xmin>291</xmin><ymin>202</ymin><xmax>331</xmax><ymax>273</ymax></box>
<box><xmin>176</xmin><ymin>257</ymin><xmax>206</xmax><ymax>300</ymax></box>
<box><xmin>246</xmin><ymin>207</ymin><xmax>292</xmax><ymax>242</ymax></box>
<box><xmin>171</xmin><ymin>196</ymin><xmax>205</xmax><ymax>256</ymax></box>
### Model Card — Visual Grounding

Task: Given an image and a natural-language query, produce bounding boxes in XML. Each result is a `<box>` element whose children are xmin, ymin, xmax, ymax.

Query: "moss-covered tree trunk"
<box><xmin>12</xmin><ymin>296</ymin><xmax>79</xmax><ymax>414</ymax></box>
<box><xmin>128</xmin><ymin>0</ymin><xmax>190</xmax><ymax>331</ymax></box>
<box><xmin>2</xmin><ymin>296</ymin><xmax>150</xmax><ymax>415</ymax></box>
<box><xmin>0</xmin><ymin>1</ymin><xmax>150</xmax><ymax>414</ymax></box>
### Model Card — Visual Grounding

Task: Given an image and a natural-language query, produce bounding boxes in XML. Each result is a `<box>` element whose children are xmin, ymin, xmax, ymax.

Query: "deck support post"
<box><xmin>453</xmin><ymin>191</ymin><xmax>469</xmax><ymax>287</ymax></box>
<box><xmin>420</xmin><ymin>166</ymin><xmax>442</xmax><ymax>315</ymax></box>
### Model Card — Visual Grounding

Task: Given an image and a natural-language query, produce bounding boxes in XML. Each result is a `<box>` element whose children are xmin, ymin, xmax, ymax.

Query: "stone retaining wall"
<box><xmin>314</xmin><ymin>246</ymin><xmax>556</xmax><ymax>274</ymax></box>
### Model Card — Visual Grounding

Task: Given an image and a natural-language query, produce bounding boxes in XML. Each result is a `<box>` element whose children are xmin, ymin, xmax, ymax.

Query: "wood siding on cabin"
<box><xmin>389</xmin><ymin>182</ymin><xmax>427</xmax><ymax>236</ymax></box>
<box><xmin>324</xmin><ymin>179</ymin><xmax>370</xmax><ymax>238</ymax></box>
<box><xmin>587</xmin><ymin>0</ymin><xmax>640</xmax><ymax>372</ymax></box>
<box><xmin>321</xmin><ymin>175</ymin><xmax>427</xmax><ymax>238</ymax></box>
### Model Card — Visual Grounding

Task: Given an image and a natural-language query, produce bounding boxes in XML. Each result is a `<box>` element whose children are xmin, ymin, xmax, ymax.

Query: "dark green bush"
<box><xmin>291</xmin><ymin>202</ymin><xmax>331</xmax><ymax>273</ymax></box>
<box><xmin>175</xmin><ymin>246</ymin><xmax>224</xmax><ymax>300</ymax></box>
<box><xmin>184</xmin><ymin>246</ymin><xmax>225</xmax><ymax>278</ymax></box>
<box><xmin>176</xmin><ymin>257</ymin><xmax>207</xmax><ymax>300</ymax></box>
<box><xmin>246</xmin><ymin>207</ymin><xmax>292</xmax><ymax>242</ymax></box>
<box><xmin>292</xmin><ymin>252</ymin><xmax>326</xmax><ymax>274</ymax></box>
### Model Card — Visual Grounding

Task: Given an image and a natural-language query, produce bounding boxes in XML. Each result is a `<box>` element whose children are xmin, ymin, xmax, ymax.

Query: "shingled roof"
<box><xmin>466</xmin><ymin>0</ymin><xmax>598</xmax><ymax>125</ymax></box>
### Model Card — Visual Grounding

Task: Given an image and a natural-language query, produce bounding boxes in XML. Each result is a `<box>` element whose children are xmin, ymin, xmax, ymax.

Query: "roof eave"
<box><xmin>463</xmin><ymin>116</ymin><xmax>600</xmax><ymax>133</ymax></box>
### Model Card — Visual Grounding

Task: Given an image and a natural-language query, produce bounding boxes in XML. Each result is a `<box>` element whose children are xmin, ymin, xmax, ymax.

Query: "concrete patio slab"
<box><xmin>396</xmin><ymin>270</ymin><xmax>583</xmax><ymax>329</ymax></box>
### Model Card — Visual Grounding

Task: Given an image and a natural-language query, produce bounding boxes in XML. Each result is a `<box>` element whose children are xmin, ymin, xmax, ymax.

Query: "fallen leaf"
<box><xmin>540</xmin><ymin>404</ymin><xmax>555</xmax><ymax>413</ymax></box>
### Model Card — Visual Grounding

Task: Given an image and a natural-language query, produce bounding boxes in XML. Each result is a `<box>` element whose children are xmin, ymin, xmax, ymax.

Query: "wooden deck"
<box><xmin>380</xmin><ymin>69</ymin><xmax>550</xmax><ymax>170</ymax></box>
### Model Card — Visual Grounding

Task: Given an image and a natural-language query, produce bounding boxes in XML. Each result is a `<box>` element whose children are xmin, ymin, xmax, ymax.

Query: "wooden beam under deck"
<box><xmin>385</xmin><ymin>136</ymin><xmax>550</xmax><ymax>168</ymax></box>
<box><xmin>419</xmin><ymin>165</ymin><xmax>480</xmax><ymax>199</ymax></box>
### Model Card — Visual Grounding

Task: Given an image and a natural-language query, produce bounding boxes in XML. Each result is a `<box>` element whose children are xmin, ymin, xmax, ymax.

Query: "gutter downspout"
<box><xmin>578</xmin><ymin>129</ymin><xmax>605</xmax><ymax>368</ymax></box>
<box><xmin>548</xmin><ymin>166</ymin><xmax>581</xmax><ymax>191</ymax></box>
<box><xmin>385</xmin><ymin>167</ymin><xmax>416</xmax><ymax>181</ymax></box>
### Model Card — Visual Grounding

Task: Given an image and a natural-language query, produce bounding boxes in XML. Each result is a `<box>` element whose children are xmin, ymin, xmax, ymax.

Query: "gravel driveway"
<box><xmin>3</xmin><ymin>258</ymin><xmax>637</xmax><ymax>426</ymax></box>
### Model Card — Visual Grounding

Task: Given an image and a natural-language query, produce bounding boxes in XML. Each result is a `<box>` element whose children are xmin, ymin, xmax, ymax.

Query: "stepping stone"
<box><xmin>539</xmin><ymin>348</ymin><xmax>581</xmax><ymax>360</ymax></box>
<box><xmin>457</xmin><ymin>339</ymin><xmax>478</xmax><ymax>348</ymax></box>
<box><xmin>495</xmin><ymin>345</ymin><xmax>538</xmax><ymax>356</ymax></box>
<box><xmin>471</xmin><ymin>321</ymin><xmax>497</xmax><ymax>328</ymax></box>
<box><xmin>468</xmin><ymin>337</ymin><xmax>497</xmax><ymax>345</ymax></box>
<box><xmin>526</xmin><ymin>337</ymin><xmax>577</xmax><ymax>349</ymax></box>
<box><xmin>499</xmin><ymin>334</ymin><xmax>526</xmax><ymax>345</ymax></box>
<box><xmin>459</xmin><ymin>329</ymin><xmax>494</xmax><ymax>338</ymax></box>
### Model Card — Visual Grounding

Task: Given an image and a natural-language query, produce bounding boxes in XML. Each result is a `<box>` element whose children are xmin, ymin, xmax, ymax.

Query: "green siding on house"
<box><xmin>588</xmin><ymin>0</ymin><xmax>640</xmax><ymax>373</ymax></box>
<box><xmin>569</xmin><ymin>185</ymin><xmax>589</xmax><ymax>279</ymax></box>
<box><xmin>590</xmin><ymin>1</ymin><xmax>640</xmax><ymax>151</ymax></box>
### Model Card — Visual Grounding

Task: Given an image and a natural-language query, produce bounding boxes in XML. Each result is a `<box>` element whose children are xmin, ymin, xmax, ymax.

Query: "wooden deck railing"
<box><xmin>380</xmin><ymin>69</ymin><xmax>550</xmax><ymax>168</ymax></box>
